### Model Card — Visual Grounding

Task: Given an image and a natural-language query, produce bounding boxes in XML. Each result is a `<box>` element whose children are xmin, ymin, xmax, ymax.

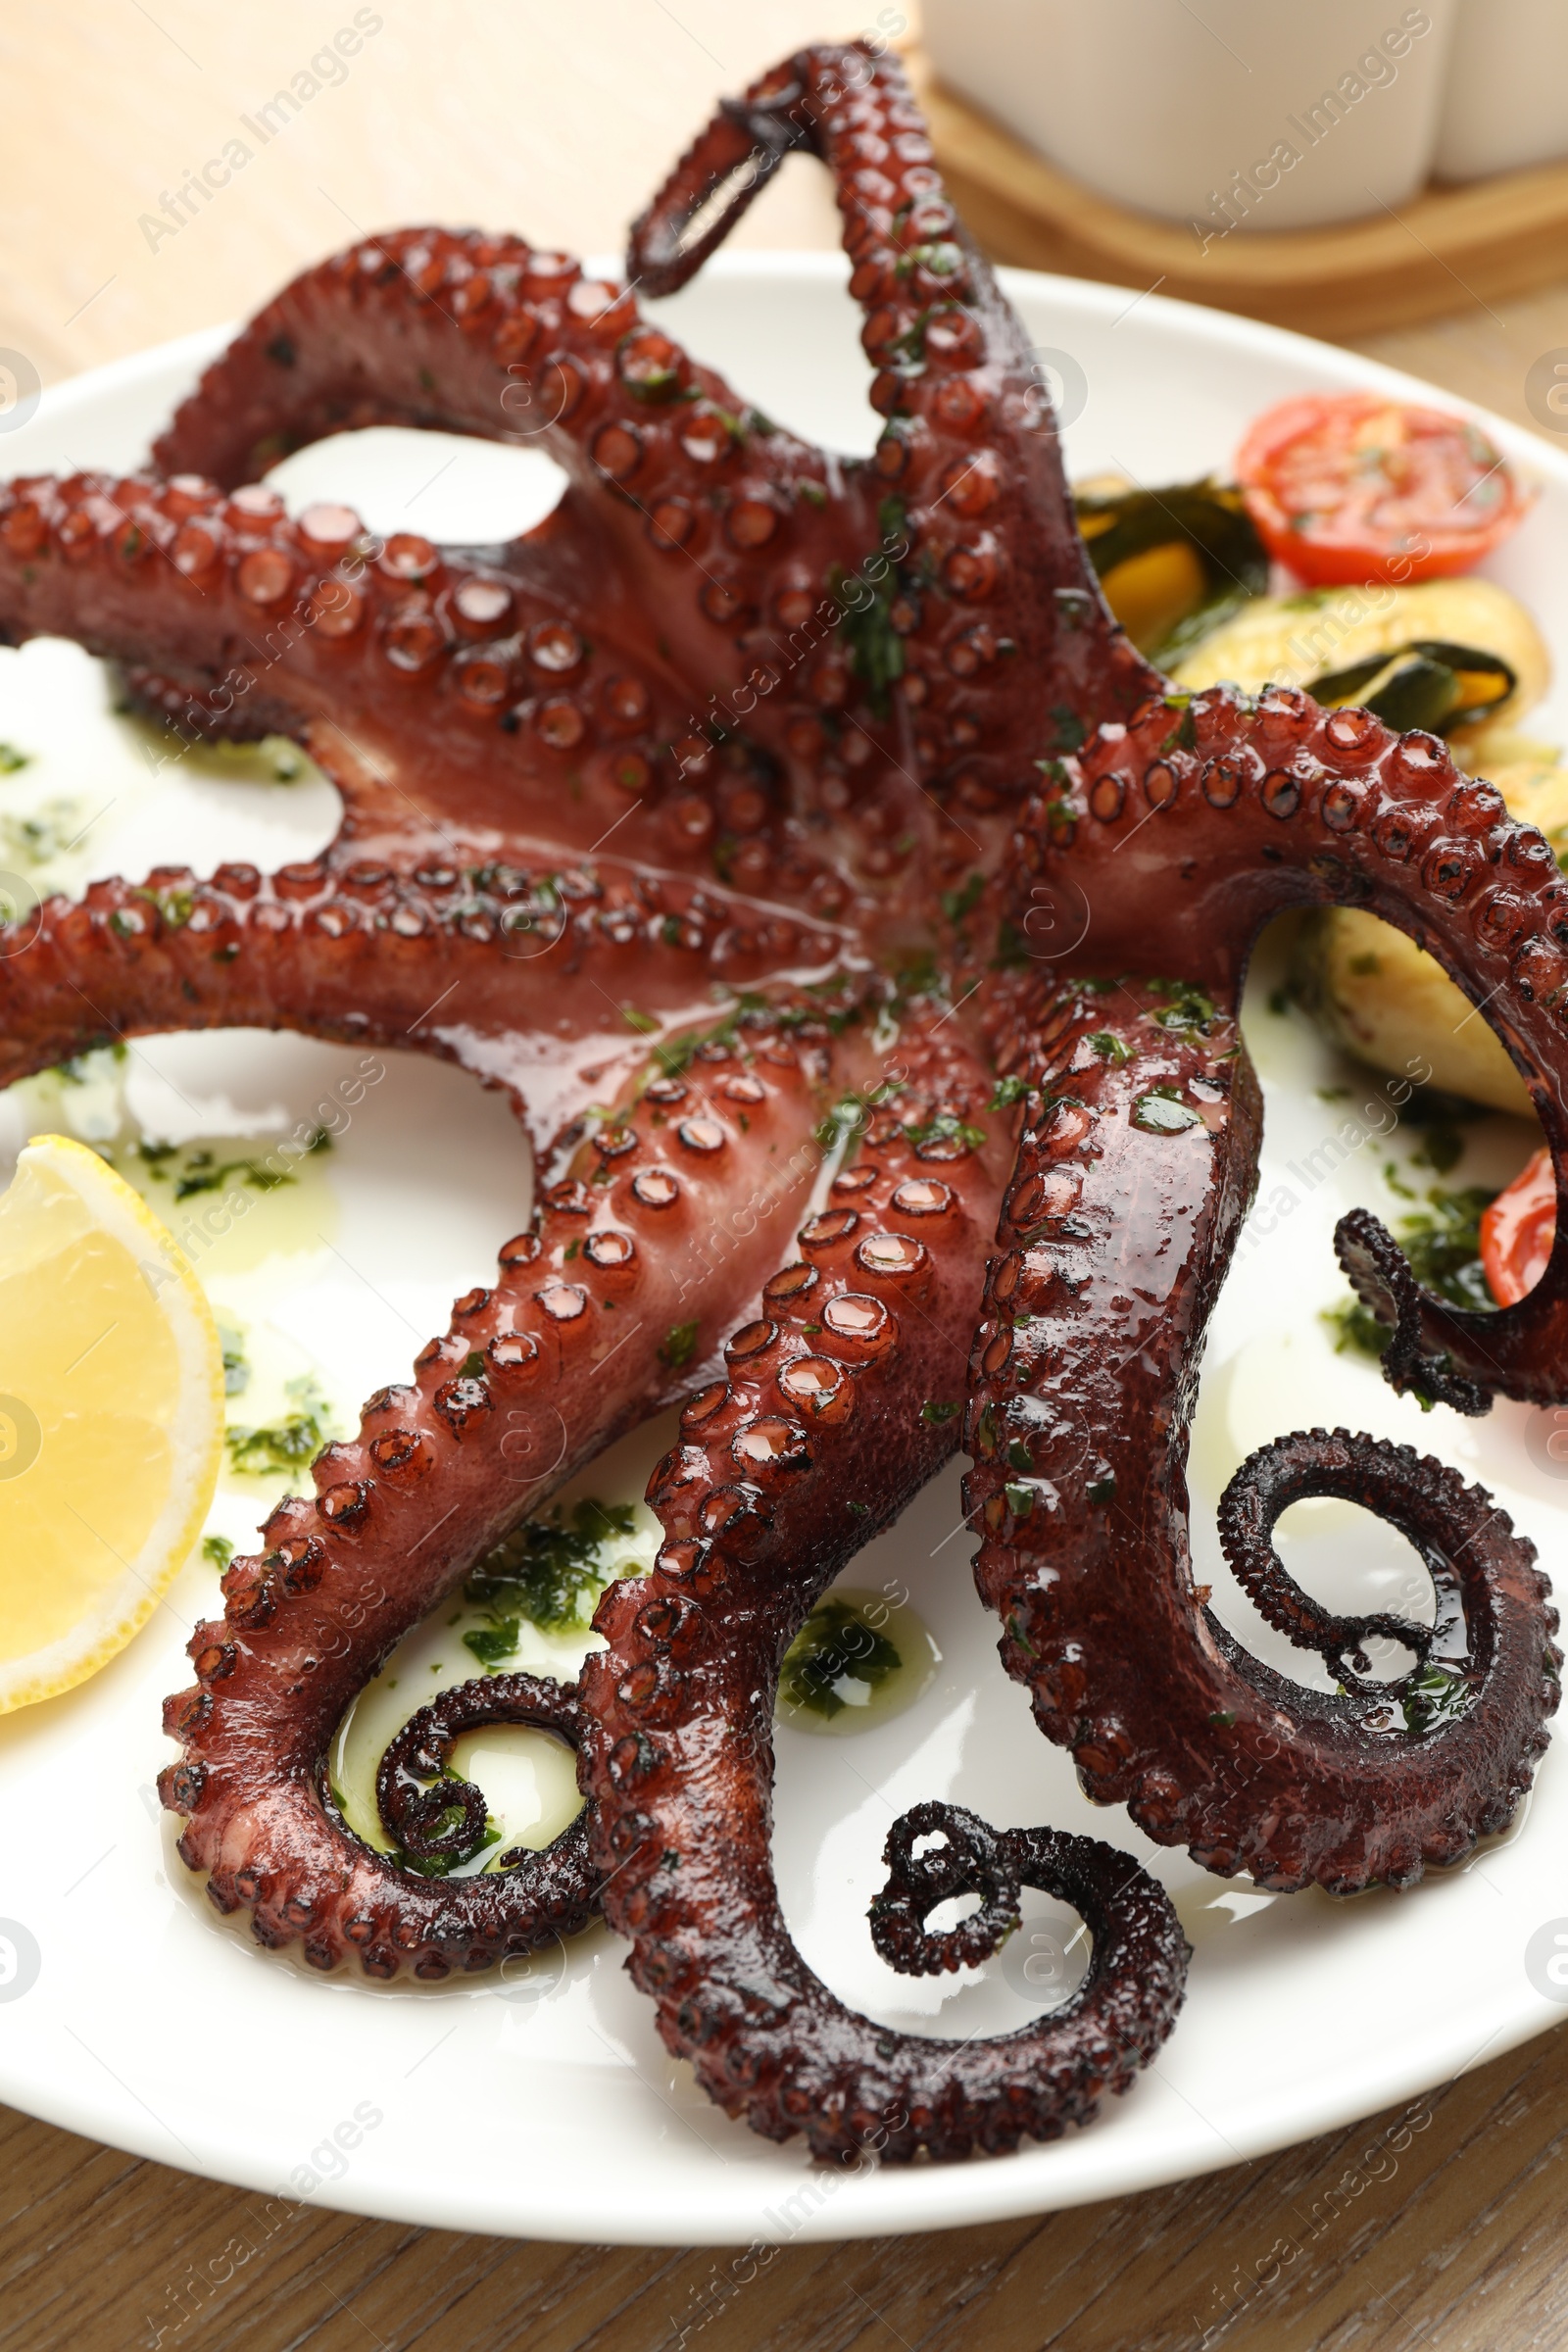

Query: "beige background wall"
<box><xmin>0</xmin><ymin>1</ymin><xmax>868</xmax><ymax>387</ymax></box>
<box><xmin>3</xmin><ymin>0</ymin><xmax>1565</xmax><ymax>438</ymax></box>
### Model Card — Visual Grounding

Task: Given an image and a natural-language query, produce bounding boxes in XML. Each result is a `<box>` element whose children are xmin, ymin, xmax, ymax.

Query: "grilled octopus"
<box><xmin>0</xmin><ymin>41</ymin><xmax>1558</xmax><ymax>2164</ymax></box>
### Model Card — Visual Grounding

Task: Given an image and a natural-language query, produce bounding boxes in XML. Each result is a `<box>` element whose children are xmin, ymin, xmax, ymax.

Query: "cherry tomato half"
<box><xmin>1236</xmin><ymin>393</ymin><xmax>1528</xmax><ymax>586</ymax></box>
<box><xmin>1479</xmin><ymin>1145</ymin><xmax>1555</xmax><ymax>1307</ymax></box>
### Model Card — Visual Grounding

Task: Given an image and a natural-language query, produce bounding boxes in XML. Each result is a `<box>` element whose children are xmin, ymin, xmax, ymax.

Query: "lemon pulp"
<box><xmin>0</xmin><ymin>1134</ymin><xmax>223</xmax><ymax>1712</ymax></box>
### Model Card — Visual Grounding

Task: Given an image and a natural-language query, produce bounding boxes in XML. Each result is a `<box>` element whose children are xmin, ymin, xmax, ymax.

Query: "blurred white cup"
<box><xmin>1434</xmin><ymin>0</ymin><xmax>1568</xmax><ymax>181</ymax></box>
<box><xmin>922</xmin><ymin>0</ymin><xmax>1459</xmax><ymax>236</ymax></box>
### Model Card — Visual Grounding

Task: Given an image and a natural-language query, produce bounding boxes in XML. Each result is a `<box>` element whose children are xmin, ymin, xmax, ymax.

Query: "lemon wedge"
<box><xmin>0</xmin><ymin>1134</ymin><xmax>224</xmax><ymax>1714</ymax></box>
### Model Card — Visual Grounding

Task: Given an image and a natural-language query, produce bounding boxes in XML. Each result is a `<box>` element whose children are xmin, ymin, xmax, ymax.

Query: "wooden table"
<box><xmin>5</xmin><ymin>8</ymin><xmax>1568</xmax><ymax>2347</ymax></box>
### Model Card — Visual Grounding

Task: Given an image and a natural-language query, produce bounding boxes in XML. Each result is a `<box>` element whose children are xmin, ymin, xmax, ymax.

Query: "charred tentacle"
<box><xmin>971</xmin><ymin>978</ymin><xmax>1559</xmax><ymax>1894</ymax></box>
<box><xmin>582</xmin><ymin>1045</ymin><xmax>1188</xmax><ymax>2161</ymax></box>
<box><xmin>375</xmin><ymin>1671</ymin><xmax>592</xmax><ymax>1883</ymax></box>
<box><xmin>1217</xmin><ymin>1430</ymin><xmax>1443</xmax><ymax>1686</ymax></box>
<box><xmin>158</xmin><ymin>1009</ymin><xmax>843</xmax><ymax>1975</ymax></box>
<box><xmin>867</xmin><ymin>1800</ymin><xmax>1021</xmax><ymax>1975</ymax></box>
<box><xmin>869</xmin><ymin>1805</ymin><xmax>1187</xmax><ymax>2055</ymax></box>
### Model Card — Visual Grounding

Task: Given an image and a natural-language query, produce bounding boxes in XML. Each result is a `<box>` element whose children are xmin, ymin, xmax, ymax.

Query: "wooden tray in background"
<box><xmin>906</xmin><ymin>45</ymin><xmax>1568</xmax><ymax>338</ymax></box>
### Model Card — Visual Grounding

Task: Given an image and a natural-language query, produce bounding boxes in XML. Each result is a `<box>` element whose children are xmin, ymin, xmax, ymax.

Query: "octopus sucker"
<box><xmin>0</xmin><ymin>35</ymin><xmax>1562</xmax><ymax>2160</ymax></box>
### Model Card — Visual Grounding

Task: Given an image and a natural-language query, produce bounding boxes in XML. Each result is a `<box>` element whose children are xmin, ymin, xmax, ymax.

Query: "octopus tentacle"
<box><xmin>1217</xmin><ymin>1433</ymin><xmax>1442</xmax><ymax>1688</ymax></box>
<box><xmin>0</xmin><ymin>853</ymin><xmax>850</xmax><ymax>1152</ymax></box>
<box><xmin>867</xmin><ymin>1799</ymin><xmax>1020</xmax><ymax>1974</ymax></box>
<box><xmin>1047</xmin><ymin>682</ymin><xmax>1568</xmax><ymax>1405</ymax></box>
<box><xmin>629</xmin><ymin>41</ymin><xmax>1159</xmax><ymax>777</ymax></box>
<box><xmin>628</xmin><ymin>61</ymin><xmax>817</xmax><ymax>296</ymax></box>
<box><xmin>148</xmin><ymin>42</ymin><xmax>1157</xmax><ymax>877</ymax></box>
<box><xmin>151</xmin><ymin>224</ymin><xmax>828</xmax><ymax>525</ymax></box>
<box><xmin>1332</xmin><ymin>1209</ymin><xmax>1490</xmax><ymax>1414</ymax></box>
<box><xmin>578</xmin><ymin>1037</ymin><xmax>1188</xmax><ymax>2161</ymax></box>
<box><xmin>149</xmin><ymin>229</ymin><xmax>875</xmax><ymax>731</ymax></box>
<box><xmin>159</xmin><ymin>1004</ymin><xmax>848</xmax><ymax>1975</ymax></box>
<box><xmin>970</xmin><ymin>974</ymin><xmax>1559</xmax><ymax>1893</ymax></box>
<box><xmin>0</xmin><ymin>468</ymin><xmax>858</xmax><ymax>911</ymax></box>
<box><xmin>375</xmin><ymin>1671</ymin><xmax>590</xmax><ymax>1878</ymax></box>
<box><xmin>865</xmin><ymin>1802</ymin><xmax>1186</xmax><ymax>2069</ymax></box>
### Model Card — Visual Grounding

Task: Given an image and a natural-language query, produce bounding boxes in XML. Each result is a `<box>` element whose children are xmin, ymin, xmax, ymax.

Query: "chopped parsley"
<box><xmin>465</xmin><ymin>1497</ymin><xmax>638</xmax><ymax>1635</ymax></box>
<box><xmin>140</xmin><ymin>883</ymin><xmax>194</xmax><ymax>929</ymax></box>
<box><xmin>891</xmin><ymin>953</ymin><xmax>947</xmax><ymax>1009</ymax></box>
<box><xmin>217</xmin><ymin>1320</ymin><xmax>250</xmax><ymax>1397</ymax></box>
<box><xmin>225</xmin><ymin>1374</ymin><xmax>336</xmax><ymax>1476</ymax></box>
<box><xmin>831</xmin><ymin>559</ymin><xmax>906</xmax><ymax>716</ymax></box>
<box><xmin>49</xmin><ymin>1043</ymin><xmax>128</xmax><ymax>1084</ymax></box>
<box><xmin>1324</xmin><ymin>1298</ymin><xmax>1394</xmax><ymax>1363</ymax></box>
<box><xmin>1411</xmin><ymin>1127</ymin><xmax>1467</xmax><ymax>1177</ymax></box>
<box><xmin>133</xmin><ymin>1128</ymin><xmax>329</xmax><ymax>1200</ymax></box>
<box><xmin>660</xmin><ymin>1320</ymin><xmax>700</xmax><ymax>1370</ymax></box>
<box><xmin>780</xmin><ymin>1599</ymin><xmax>902</xmax><ymax>1719</ymax></box>
<box><xmin>941</xmin><ymin>871</ymin><xmax>985</xmax><ymax>929</ymax></box>
<box><xmin>1149</xmin><ymin>978</ymin><xmax>1215</xmax><ymax>1034</ymax></box>
<box><xmin>1397</xmin><ymin>1187</ymin><xmax>1497</xmax><ymax>1311</ymax></box>
<box><xmin>462</xmin><ymin>1621</ymin><xmax>521</xmax><ymax>1668</ymax></box>
<box><xmin>1132</xmin><ymin>1090</ymin><xmax>1203</xmax><ymax>1134</ymax></box>
<box><xmin>992</xmin><ymin>919</ymin><xmax>1030</xmax><ymax>971</ymax></box>
<box><xmin>390</xmin><ymin>1788</ymin><xmax>504</xmax><ymax>1878</ymax></box>
<box><xmin>904</xmin><ymin>1110</ymin><xmax>986</xmax><ymax>1153</ymax></box>
<box><xmin>647</xmin><ymin>1013</ymin><xmax>738</xmax><ymax>1081</ymax></box>
<box><xmin>1401</xmin><ymin>1662</ymin><xmax>1473</xmax><ymax>1737</ymax></box>
<box><xmin>1402</xmin><ymin>1085</ymin><xmax>1485</xmax><ymax>1180</ymax></box>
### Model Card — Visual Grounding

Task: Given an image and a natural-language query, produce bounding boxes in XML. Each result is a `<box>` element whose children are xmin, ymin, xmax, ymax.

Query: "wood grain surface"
<box><xmin>5</xmin><ymin>8</ymin><xmax>1568</xmax><ymax>2349</ymax></box>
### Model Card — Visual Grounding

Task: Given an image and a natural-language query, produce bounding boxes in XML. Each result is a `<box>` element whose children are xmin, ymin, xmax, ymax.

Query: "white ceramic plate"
<box><xmin>2</xmin><ymin>255</ymin><xmax>1567</xmax><ymax>2249</ymax></box>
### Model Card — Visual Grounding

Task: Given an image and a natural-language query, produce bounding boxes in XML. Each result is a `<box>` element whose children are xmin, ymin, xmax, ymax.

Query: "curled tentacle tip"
<box><xmin>869</xmin><ymin>1800</ymin><xmax>1021</xmax><ymax>1976</ymax></box>
<box><xmin>1334</xmin><ymin>1207</ymin><xmax>1490</xmax><ymax>1416</ymax></box>
<box><xmin>375</xmin><ymin>1669</ymin><xmax>587</xmax><ymax>1868</ymax></box>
